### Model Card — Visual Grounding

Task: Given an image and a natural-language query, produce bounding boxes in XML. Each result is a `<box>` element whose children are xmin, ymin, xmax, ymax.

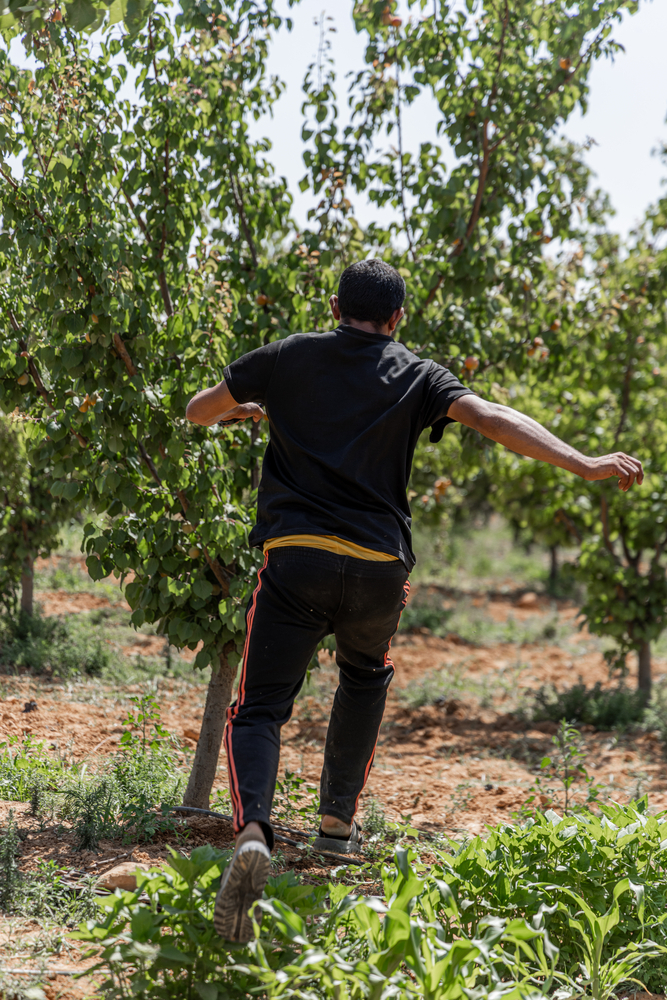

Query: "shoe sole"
<box><xmin>214</xmin><ymin>842</ymin><xmax>271</xmax><ymax>943</ymax></box>
<box><xmin>312</xmin><ymin>835</ymin><xmax>363</xmax><ymax>855</ymax></box>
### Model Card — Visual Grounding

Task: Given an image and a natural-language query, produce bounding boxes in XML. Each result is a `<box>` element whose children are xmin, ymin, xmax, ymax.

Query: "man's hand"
<box><xmin>581</xmin><ymin>453</ymin><xmax>644</xmax><ymax>491</ymax></box>
<box><xmin>448</xmin><ymin>395</ymin><xmax>644</xmax><ymax>492</ymax></box>
<box><xmin>186</xmin><ymin>381</ymin><xmax>264</xmax><ymax>427</ymax></box>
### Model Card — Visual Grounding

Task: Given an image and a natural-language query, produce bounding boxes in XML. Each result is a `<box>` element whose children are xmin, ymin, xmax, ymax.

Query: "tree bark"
<box><xmin>549</xmin><ymin>545</ymin><xmax>558</xmax><ymax>589</ymax></box>
<box><xmin>20</xmin><ymin>554</ymin><xmax>34</xmax><ymax>616</ymax></box>
<box><xmin>182</xmin><ymin>646</ymin><xmax>237</xmax><ymax>808</ymax></box>
<box><xmin>638</xmin><ymin>640</ymin><xmax>651</xmax><ymax>700</ymax></box>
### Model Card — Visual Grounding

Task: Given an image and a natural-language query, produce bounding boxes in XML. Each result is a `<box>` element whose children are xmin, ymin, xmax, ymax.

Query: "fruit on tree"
<box><xmin>464</xmin><ymin>356</ymin><xmax>479</xmax><ymax>371</ymax></box>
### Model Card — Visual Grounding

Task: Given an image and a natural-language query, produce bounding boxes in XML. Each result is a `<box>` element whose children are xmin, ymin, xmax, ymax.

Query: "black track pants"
<box><xmin>223</xmin><ymin>546</ymin><xmax>410</xmax><ymax>847</ymax></box>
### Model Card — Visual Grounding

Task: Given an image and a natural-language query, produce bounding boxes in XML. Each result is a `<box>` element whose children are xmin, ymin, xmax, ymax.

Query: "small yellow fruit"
<box><xmin>559</xmin><ymin>57</ymin><xmax>571</xmax><ymax>70</ymax></box>
<box><xmin>256</xmin><ymin>294</ymin><xmax>268</xmax><ymax>307</ymax></box>
<box><xmin>79</xmin><ymin>401</ymin><xmax>89</xmax><ymax>413</ymax></box>
<box><xmin>17</xmin><ymin>373</ymin><xmax>29</xmax><ymax>385</ymax></box>
<box><xmin>188</xmin><ymin>546</ymin><xmax>201</xmax><ymax>558</ymax></box>
<box><xmin>182</xmin><ymin>523</ymin><xmax>196</xmax><ymax>534</ymax></box>
<box><xmin>550</xmin><ymin>321</ymin><xmax>561</xmax><ymax>331</ymax></box>
<box><xmin>464</xmin><ymin>356</ymin><xmax>479</xmax><ymax>371</ymax></box>
<box><xmin>85</xmin><ymin>332</ymin><xmax>91</xmax><ymax>343</ymax></box>
<box><xmin>534</xmin><ymin>336</ymin><xmax>544</xmax><ymax>346</ymax></box>
<box><xmin>527</xmin><ymin>347</ymin><xmax>536</xmax><ymax>357</ymax></box>
<box><xmin>91</xmin><ymin>314</ymin><xmax>98</xmax><ymax>323</ymax></box>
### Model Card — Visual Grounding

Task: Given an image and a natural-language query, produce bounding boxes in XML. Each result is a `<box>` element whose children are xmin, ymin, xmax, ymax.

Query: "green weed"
<box><xmin>397</xmin><ymin>663</ymin><xmax>465</xmax><ymax>709</ymax></box>
<box><xmin>0</xmin><ymin>810</ymin><xmax>22</xmax><ymax>913</ymax></box>
<box><xmin>531</xmin><ymin>681</ymin><xmax>646</xmax><ymax>730</ymax></box>
<box><xmin>0</xmin><ymin>609</ymin><xmax>111</xmax><ymax>677</ymax></box>
<box><xmin>63</xmin><ymin>695</ymin><xmax>183</xmax><ymax>848</ymax></box>
<box><xmin>0</xmin><ymin>734</ymin><xmax>79</xmax><ymax>802</ymax></box>
<box><xmin>272</xmin><ymin>769</ymin><xmax>318</xmax><ymax>826</ymax></box>
<box><xmin>526</xmin><ymin>720</ymin><xmax>603</xmax><ymax>815</ymax></box>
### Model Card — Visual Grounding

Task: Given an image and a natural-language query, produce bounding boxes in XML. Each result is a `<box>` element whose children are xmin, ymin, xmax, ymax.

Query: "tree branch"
<box><xmin>139</xmin><ymin>443</ymin><xmax>230</xmax><ymax>597</ymax></box>
<box><xmin>112</xmin><ymin>332</ymin><xmax>137</xmax><ymax>377</ymax></box>
<box><xmin>554</xmin><ymin>507</ymin><xmax>581</xmax><ymax>544</ymax></box>
<box><xmin>614</xmin><ymin>326</ymin><xmax>634</xmax><ymax>448</ymax></box>
<box><xmin>6</xmin><ymin>308</ymin><xmax>54</xmax><ymax>409</ymax></box>
<box><xmin>228</xmin><ymin>171</ymin><xmax>259</xmax><ymax>268</ymax></box>
<box><xmin>600</xmin><ymin>495</ymin><xmax>617</xmax><ymax>559</ymax></box>
<box><xmin>618</xmin><ymin>516</ymin><xmax>639</xmax><ymax>570</ymax></box>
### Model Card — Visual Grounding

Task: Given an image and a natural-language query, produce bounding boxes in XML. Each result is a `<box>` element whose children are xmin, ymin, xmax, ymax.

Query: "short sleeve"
<box><xmin>422</xmin><ymin>361</ymin><xmax>475</xmax><ymax>443</ymax></box>
<box><xmin>223</xmin><ymin>340</ymin><xmax>283</xmax><ymax>405</ymax></box>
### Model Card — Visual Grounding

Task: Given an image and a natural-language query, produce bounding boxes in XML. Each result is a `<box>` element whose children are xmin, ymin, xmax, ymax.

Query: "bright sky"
<box><xmin>252</xmin><ymin>0</ymin><xmax>667</xmax><ymax>238</ymax></box>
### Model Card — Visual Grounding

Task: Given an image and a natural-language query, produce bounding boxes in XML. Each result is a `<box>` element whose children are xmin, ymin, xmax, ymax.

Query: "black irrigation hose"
<box><xmin>169</xmin><ymin>805</ymin><xmax>366</xmax><ymax>866</ymax></box>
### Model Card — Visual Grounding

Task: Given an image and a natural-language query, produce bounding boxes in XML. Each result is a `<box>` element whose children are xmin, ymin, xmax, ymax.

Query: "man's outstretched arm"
<box><xmin>448</xmin><ymin>395</ymin><xmax>643</xmax><ymax>492</ymax></box>
<box><xmin>186</xmin><ymin>381</ymin><xmax>263</xmax><ymax>427</ymax></box>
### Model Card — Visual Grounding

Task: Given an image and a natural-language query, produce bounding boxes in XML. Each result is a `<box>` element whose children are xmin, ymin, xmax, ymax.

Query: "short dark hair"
<box><xmin>337</xmin><ymin>259</ymin><xmax>405</xmax><ymax>327</ymax></box>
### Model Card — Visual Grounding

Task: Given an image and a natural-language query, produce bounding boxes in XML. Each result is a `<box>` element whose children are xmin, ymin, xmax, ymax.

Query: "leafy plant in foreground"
<box><xmin>76</xmin><ymin>843</ymin><xmax>554</xmax><ymax>1000</ymax></box>
<box><xmin>434</xmin><ymin>801</ymin><xmax>667</xmax><ymax>993</ymax></box>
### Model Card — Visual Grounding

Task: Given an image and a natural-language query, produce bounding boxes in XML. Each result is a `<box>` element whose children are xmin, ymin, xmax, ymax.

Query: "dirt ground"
<box><xmin>1</xmin><ymin>572</ymin><xmax>664</xmax><ymax>997</ymax></box>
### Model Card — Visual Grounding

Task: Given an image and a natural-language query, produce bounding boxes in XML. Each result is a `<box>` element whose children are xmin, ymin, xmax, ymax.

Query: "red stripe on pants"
<box><xmin>224</xmin><ymin>551</ymin><xmax>269</xmax><ymax>833</ymax></box>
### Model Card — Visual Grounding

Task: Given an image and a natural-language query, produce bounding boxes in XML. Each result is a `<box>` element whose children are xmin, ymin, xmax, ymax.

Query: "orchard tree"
<box><xmin>0</xmin><ymin>413</ymin><xmax>71</xmax><ymax>614</ymax></box>
<box><xmin>482</xmin><ymin>238</ymin><xmax>667</xmax><ymax>697</ymax></box>
<box><xmin>301</xmin><ymin>0</ymin><xmax>637</xmax><ymax>382</ymax></box>
<box><xmin>0</xmin><ymin>0</ymin><xmax>335</xmax><ymax>807</ymax></box>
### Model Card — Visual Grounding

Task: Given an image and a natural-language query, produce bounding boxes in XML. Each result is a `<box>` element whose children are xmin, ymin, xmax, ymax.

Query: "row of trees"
<box><xmin>0</xmin><ymin>0</ymin><xmax>661</xmax><ymax>807</ymax></box>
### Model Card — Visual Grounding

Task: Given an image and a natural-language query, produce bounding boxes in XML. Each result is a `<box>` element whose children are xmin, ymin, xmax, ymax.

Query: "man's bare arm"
<box><xmin>448</xmin><ymin>395</ymin><xmax>644</xmax><ymax>492</ymax></box>
<box><xmin>185</xmin><ymin>381</ymin><xmax>264</xmax><ymax>427</ymax></box>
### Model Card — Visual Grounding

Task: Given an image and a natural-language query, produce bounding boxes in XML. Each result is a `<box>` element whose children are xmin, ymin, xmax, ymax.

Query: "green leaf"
<box><xmin>194</xmin><ymin>985</ymin><xmax>218</xmax><ymax>1000</ymax></box>
<box><xmin>66</xmin><ymin>0</ymin><xmax>99</xmax><ymax>31</ymax></box>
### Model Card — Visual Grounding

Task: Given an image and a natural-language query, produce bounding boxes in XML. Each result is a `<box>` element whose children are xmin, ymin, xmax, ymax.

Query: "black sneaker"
<box><xmin>312</xmin><ymin>821</ymin><xmax>363</xmax><ymax>855</ymax></box>
<box><xmin>213</xmin><ymin>839</ymin><xmax>271</xmax><ymax>943</ymax></box>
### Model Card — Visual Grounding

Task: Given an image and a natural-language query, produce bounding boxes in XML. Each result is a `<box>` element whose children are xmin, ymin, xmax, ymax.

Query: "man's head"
<box><xmin>329</xmin><ymin>259</ymin><xmax>405</xmax><ymax>336</ymax></box>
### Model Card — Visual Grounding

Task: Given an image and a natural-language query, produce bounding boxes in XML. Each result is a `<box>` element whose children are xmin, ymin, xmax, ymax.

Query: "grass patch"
<box><xmin>397</xmin><ymin>662</ymin><xmax>466</xmax><ymax>709</ymax></box>
<box><xmin>0</xmin><ymin>610</ymin><xmax>112</xmax><ymax>678</ymax></box>
<box><xmin>530</xmin><ymin>681</ymin><xmax>646</xmax><ymax>730</ymax></box>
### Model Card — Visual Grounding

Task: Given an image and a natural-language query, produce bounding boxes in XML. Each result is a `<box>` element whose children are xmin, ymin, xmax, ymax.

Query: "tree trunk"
<box><xmin>549</xmin><ymin>545</ymin><xmax>558</xmax><ymax>589</ymax></box>
<box><xmin>638</xmin><ymin>640</ymin><xmax>651</xmax><ymax>700</ymax></box>
<box><xmin>20</xmin><ymin>554</ymin><xmax>34</xmax><ymax>616</ymax></box>
<box><xmin>182</xmin><ymin>646</ymin><xmax>237</xmax><ymax>808</ymax></box>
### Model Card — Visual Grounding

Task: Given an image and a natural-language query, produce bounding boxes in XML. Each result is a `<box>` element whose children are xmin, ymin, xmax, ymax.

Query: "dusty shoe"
<box><xmin>214</xmin><ymin>840</ymin><xmax>271</xmax><ymax>943</ymax></box>
<box><xmin>312</xmin><ymin>821</ymin><xmax>363</xmax><ymax>855</ymax></box>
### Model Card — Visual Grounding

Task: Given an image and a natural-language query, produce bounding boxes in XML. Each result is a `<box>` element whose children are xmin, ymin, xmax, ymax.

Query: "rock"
<box><xmin>183</xmin><ymin>727</ymin><xmax>200</xmax><ymax>741</ymax></box>
<box><xmin>23</xmin><ymin>700</ymin><xmax>38</xmax><ymax>713</ymax></box>
<box><xmin>517</xmin><ymin>591</ymin><xmax>538</xmax><ymax>608</ymax></box>
<box><xmin>97</xmin><ymin>861</ymin><xmax>153</xmax><ymax>891</ymax></box>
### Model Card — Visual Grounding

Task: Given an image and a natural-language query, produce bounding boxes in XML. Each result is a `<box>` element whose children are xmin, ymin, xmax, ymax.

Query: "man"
<box><xmin>186</xmin><ymin>259</ymin><xmax>643</xmax><ymax>942</ymax></box>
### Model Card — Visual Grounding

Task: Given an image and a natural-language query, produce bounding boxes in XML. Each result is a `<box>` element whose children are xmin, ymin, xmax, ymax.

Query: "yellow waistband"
<box><xmin>263</xmin><ymin>534</ymin><xmax>398</xmax><ymax>562</ymax></box>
